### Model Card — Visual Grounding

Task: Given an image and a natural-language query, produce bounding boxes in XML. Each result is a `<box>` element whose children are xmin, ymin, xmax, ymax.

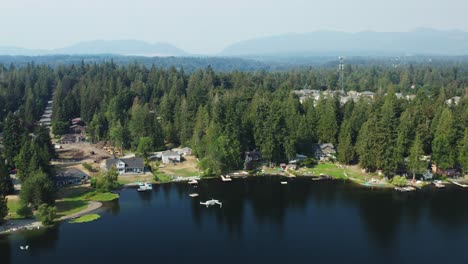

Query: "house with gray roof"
<box><xmin>162</xmin><ymin>151</ymin><xmax>181</xmax><ymax>164</ymax></box>
<box><xmin>313</xmin><ymin>143</ymin><xmax>336</xmax><ymax>161</ymax></box>
<box><xmin>105</xmin><ymin>157</ymin><xmax>145</xmax><ymax>174</ymax></box>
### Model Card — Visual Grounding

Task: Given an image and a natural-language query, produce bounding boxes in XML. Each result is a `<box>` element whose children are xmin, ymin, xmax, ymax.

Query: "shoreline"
<box><xmin>0</xmin><ymin>200</ymin><xmax>104</xmax><ymax>236</ymax></box>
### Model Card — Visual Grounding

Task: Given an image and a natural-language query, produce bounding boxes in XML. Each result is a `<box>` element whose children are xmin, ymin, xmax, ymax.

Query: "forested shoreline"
<box><xmin>0</xmin><ymin>61</ymin><xmax>467</xmax><ymax>217</ymax></box>
<box><xmin>44</xmin><ymin>62</ymin><xmax>468</xmax><ymax>177</ymax></box>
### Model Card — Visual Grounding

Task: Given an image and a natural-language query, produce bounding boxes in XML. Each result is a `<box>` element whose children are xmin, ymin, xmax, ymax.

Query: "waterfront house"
<box><xmin>289</xmin><ymin>154</ymin><xmax>308</xmax><ymax>164</ymax></box>
<box><xmin>173</xmin><ymin>147</ymin><xmax>192</xmax><ymax>156</ymax></box>
<box><xmin>105</xmin><ymin>157</ymin><xmax>145</xmax><ymax>174</ymax></box>
<box><xmin>244</xmin><ymin>150</ymin><xmax>262</xmax><ymax>170</ymax></box>
<box><xmin>313</xmin><ymin>143</ymin><xmax>336</xmax><ymax>161</ymax></box>
<box><xmin>162</xmin><ymin>151</ymin><xmax>181</xmax><ymax>164</ymax></box>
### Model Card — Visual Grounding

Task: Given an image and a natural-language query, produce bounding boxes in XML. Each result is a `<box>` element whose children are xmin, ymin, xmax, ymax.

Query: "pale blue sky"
<box><xmin>1</xmin><ymin>0</ymin><xmax>467</xmax><ymax>54</ymax></box>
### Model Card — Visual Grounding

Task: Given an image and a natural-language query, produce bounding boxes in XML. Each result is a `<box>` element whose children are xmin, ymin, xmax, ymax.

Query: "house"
<box><xmin>313</xmin><ymin>143</ymin><xmax>336</xmax><ymax>161</ymax></box>
<box><xmin>71</xmin><ymin>117</ymin><xmax>84</xmax><ymax>125</ymax></box>
<box><xmin>289</xmin><ymin>154</ymin><xmax>308</xmax><ymax>164</ymax></box>
<box><xmin>361</xmin><ymin>91</ymin><xmax>376</xmax><ymax>99</ymax></box>
<box><xmin>105</xmin><ymin>157</ymin><xmax>145</xmax><ymax>174</ymax></box>
<box><xmin>244</xmin><ymin>150</ymin><xmax>262</xmax><ymax>170</ymax></box>
<box><xmin>162</xmin><ymin>151</ymin><xmax>181</xmax><ymax>164</ymax></box>
<box><xmin>422</xmin><ymin>170</ymin><xmax>433</xmax><ymax>180</ymax></box>
<box><xmin>431</xmin><ymin>164</ymin><xmax>459</xmax><ymax>177</ymax></box>
<box><xmin>173</xmin><ymin>147</ymin><xmax>192</xmax><ymax>156</ymax></box>
<box><xmin>446</xmin><ymin>96</ymin><xmax>461</xmax><ymax>106</ymax></box>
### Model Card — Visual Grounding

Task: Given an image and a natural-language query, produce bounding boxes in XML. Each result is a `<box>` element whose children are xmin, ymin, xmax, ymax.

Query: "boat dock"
<box><xmin>451</xmin><ymin>181</ymin><xmax>468</xmax><ymax>188</ymax></box>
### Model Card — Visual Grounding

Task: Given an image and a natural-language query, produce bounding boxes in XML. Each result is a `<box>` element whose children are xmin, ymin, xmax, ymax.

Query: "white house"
<box><xmin>162</xmin><ymin>151</ymin><xmax>181</xmax><ymax>164</ymax></box>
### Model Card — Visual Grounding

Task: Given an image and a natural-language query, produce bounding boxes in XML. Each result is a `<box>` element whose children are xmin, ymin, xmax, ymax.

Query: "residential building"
<box><xmin>105</xmin><ymin>157</ymin><xmax>145</xmax><ymax>174</ymax></box>
<box><xmin>162</xmin><ymin>151</ymin><xmax>181</xmax><ymax>164</ymax></box>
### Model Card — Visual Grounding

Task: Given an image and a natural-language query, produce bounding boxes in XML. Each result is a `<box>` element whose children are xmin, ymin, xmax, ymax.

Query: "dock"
<box><xmin>451</xmin><ymin>181</ymin><xmax>468</xmax><ymax>188</ymax></box>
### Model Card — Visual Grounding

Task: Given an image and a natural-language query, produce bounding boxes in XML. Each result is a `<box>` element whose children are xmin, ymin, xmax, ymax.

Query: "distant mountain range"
<box><xmin>1</xmin><ymin>29</ymin><xmax>468</xmax><ymax>57</ymax></box>
<box><xmin>0</xmin><ymin>40</ymin><xmax>186</xmax><ymax>56</ymax></box>
<box><xmin>220</xmin><ymin>28</ymin><xmax>468</xmax><ymax>56</ymax></box>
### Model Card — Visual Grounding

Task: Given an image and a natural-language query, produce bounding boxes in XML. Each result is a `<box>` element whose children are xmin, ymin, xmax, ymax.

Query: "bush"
<box><xmin>300</xmin><ymin>158</ymin><xmax>318</xmax><ymax>168</ymax></box>
<box><xmin>92</xmin><ymin>167</ymin><xmax>119</xmax><ymax>191</ymax></box>
<box><xmin>391</xmin><ymin>175</ymin><xmax>408</xmax><ymax>187</ymax></box>
<box><xmin>153</xmin><ymin>172</ymin><xmax>171</xmax><ymax>183</ymax></box>
<box><xmin>37</xmin><ymin>204</ymin><xmax>57</xmax><ymax>226</ymax></box>
<box><xmin>16</xmin><ymin>203</ymin><xmax>33</xmax><ymax>218</ymax></box>
<box><xmin>0</xmin><ymin>196</ymin><xmax>7</xmax><ymax>224</ymax></box>
<box><xmin>82</xmin><ymin>162</ymin><xmax>94</xmax><ymax>172</ymax></box>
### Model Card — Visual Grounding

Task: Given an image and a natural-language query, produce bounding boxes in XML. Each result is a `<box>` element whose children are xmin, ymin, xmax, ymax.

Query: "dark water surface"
<box><xmin>2</xmin><ymin>177</ymin><xmax>468</xmax><ymax>264</ymax></box>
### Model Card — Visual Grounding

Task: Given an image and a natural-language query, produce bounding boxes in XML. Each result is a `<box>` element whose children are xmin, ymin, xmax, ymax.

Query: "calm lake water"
<box><xmin>2</xmin><ymin>177</ymin><xmax>468</xmax><ymax>264</ymax></box>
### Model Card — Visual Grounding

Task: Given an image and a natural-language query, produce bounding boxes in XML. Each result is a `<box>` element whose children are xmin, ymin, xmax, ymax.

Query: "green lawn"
<box><xmin>87</xmin><ymin>192</ymin><xmax>119</xmax><ymax>202</ymax></box>
<box><xmin>300</xmin><ymin>163</ymin><xmax>349</xmax><ymax>179</ymax></box>
<box><xmin>6</xmin><ymin>199</ymin><xmax>23</xmax><ymax>220</ymax></box>
<box><xmin>160</xmin><ymin>167</ymin><xmax>198</xmax><ymax>177</ymax></box>
<box><xmin>55</xmin><ymin>186</ymin><xmax>118</xmax><ymax>217</ymax></box>
<box><xmin>69</xmin><ymin>214</ymin><xmax>101</xmax><ymax>224</ymax></box>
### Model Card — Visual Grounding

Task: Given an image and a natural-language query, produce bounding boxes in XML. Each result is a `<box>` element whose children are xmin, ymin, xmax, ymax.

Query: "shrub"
<box><xmin>391</xmin><ymin>175</ymin><xmax>408</xmax><ymax>187</ymax></box>
<box><xmin>82</xmin><ymin>162</ymin><xmax>94</xmax><ymax>172</ymax></box>
<box><xmin>153</xmin><ymin>172</ymin><xmax>171</xmax><ymax>183</ymax></box>
<box><xmin>301</xmin><ymin>158</ymin><xmax>318</xmax><ymax>168</ymax></box>
<box><xmin>16</xmin><ymin>203</ymin><xmax>33</xmax><ymax>218</ymax></box>
<box><xmin>37</xmin><ymin>204</ymin><xmax>57</xmax><ymax>226</ymax></box>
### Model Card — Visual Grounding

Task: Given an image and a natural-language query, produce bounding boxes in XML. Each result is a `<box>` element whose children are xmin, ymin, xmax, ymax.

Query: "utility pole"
<box><xmin>339</xmin><ymin>56</ymin><xmax>345</xmax><ymax>94</ymax></box>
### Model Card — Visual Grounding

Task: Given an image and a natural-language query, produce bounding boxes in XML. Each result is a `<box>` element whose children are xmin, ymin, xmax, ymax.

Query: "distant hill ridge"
<box><xmin>1</xmin><ymin>29</ymin><xmax>468</xmax><ymax>57</ymax></box>
<box><xmin>0</xmin><ymin>40</ymin><xmax>186</xmax><ymax>56</ymax></box>
<box><xmin>220</xmin><ymin>28</ymin><xmax>468</xmax><ymax>56</ymax></box>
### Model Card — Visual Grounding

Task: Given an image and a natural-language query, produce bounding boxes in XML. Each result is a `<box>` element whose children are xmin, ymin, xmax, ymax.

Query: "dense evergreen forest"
<box><xmin>43</xmin><ymin>62</ymin><xmax>468</xmax><ymax>177</ymax></box>
<box><xmin>0</xmin><ymin>61</ymin><xmax>467</xmax><ymax>210</ymax></box>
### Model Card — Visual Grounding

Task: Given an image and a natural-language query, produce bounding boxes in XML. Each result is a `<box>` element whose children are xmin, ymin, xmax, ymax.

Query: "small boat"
<box><xmin>200</xmin><ymin>199</ymin><xmax>222</xmax><ymax>207</ymax></box>
<box><xmin>189</xmin><ymin>193</ymin><xmax>199</xmax><ymax>197</ymax></box>
<box><xmin>221</xmin><ymin>175</ymin><xmax>232</xmax><ymax>182</ymax></box>
<box><xmin>188</xmin><ymin>179</ymin><xmax>198</xmax><ymax>185</ymax></box>
<box><xmin>281</xmin><ymin>181</ymin><xmax>288</xmax><ymax>185</ymax></box>
<box><xmin>433</xmin><ymin>181</ymin><xmax>446</xmax><ymax>188</ymax></box>
<box><xmin>20</xmin><ymin>245</ymin><xmax>29</xmax><ymax>250</ymax></box>
<box><xmin>395</xmin><ymin>186</ymin><xmax>416</xmax><ymax>192</ymax></box>
<box><xmin>137</xmin><ymin>182</ymin><xmax>153</xmax><ymax>192</ymax></box>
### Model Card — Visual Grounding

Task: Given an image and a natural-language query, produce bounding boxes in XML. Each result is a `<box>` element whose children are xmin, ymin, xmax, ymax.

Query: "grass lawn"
<box><xmin>118</xmin><ymin>174</ymin><xmax>153</xmax><ymax>185</ymax></box>
<box><xmin>69</xmin><ymin>214</ymin><xmax>101</xmax><ymax>224</ymax></box>
<box><xmin>87</xmin><ymin>192</ymin><xmax>119</xmax><ymax>202</ymax></box>
<box><xmin>162</xmin><ymin>167</ymin><xmax>198</xmax><ymax>177</ymax></box>
<box><xmin>55</xmin><ymin>186</ymin><xmax>118</xmax><ymax>217</ymax></box>
<box><xmin>6</xmin><ymin>198</ymin><xmax>23</xmax><ymax>220</ymax></box>
<box><xmin>299</xmin><ymin>163</ymin><xmax>375</xmax><ymax>181</ymax></box>
<box><xmin>263</xmin><ymin>167</ymin><xmax>283</xmax><ymax>175</ymax></box>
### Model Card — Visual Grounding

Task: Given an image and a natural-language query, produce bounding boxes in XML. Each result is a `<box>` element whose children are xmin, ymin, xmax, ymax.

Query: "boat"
<box><xmin>281</xmin><ymin>181</ymin><xmax>288</xmax><ymax>185</ymax></box>
<box><xmin>394</xmin><ymin>186</ymin><xmax>416</xmax><ymax>192</ymax></box>
<box><xmin>137</xmin><ymin>182</ymin><xmax>153</xmax><ymax>192</ymax></box>
<box><xmin>200</xmin><ymin>199</ymin><xmax>222</xmax><ymax>207</ymax></box>
<box><xmin>189</xmin><ymin>193</ymin><xmax>199</xmax><ymax>197</ymax></box>
<box><xmin>221</xmin><ymin>175</ymin><xmax>232</xmax><ymax>182</ymax></box>
<box><xmin>433</xmin><ymin>181</ymin><xmax>446</xmax><ymax>188</ymax></box>
<box><xmin>20</xmin><ymin>245</ymin><xmax>29</xmax><ymax>250</ymax></box>
<box><xmin>188</xmin><ymin>179</ymin><xmax>198</xmax><ymax>185</ymax></box>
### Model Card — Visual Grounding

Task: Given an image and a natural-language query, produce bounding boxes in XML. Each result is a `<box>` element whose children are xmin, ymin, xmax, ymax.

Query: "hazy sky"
<box><xmin>1</xmin><ymin>0</ymin><xmax>467</xmax><ymax>54</ymax></box>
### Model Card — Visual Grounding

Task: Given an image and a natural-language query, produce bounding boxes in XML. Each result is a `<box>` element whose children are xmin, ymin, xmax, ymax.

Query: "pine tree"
<box><xmin>432</xmin><ymin>108</ymin><xmax>456</xmax><ymax>170</ymax></box>
<box><xmin>0</xmin><ymin>196</ymin><xmax>7</xmax><ymax>224</ymax></box>
<box><xmin>337</xmin><ymin>120</ymin><xmax>355</xmax><ymax>164</ymax></box>
<box><xmin>459</xmin><ymin>129</ymin><xmax>468</xmax><ymax>175</ymax></box>
<box><xmin>0</xmin><ymin>160</ymin><xmax>14</xmax><ymax>196</ymax></box>
<box><xmin>3</xmin><ymin>113</ymin><xmax>24</xmax><ymax>165</ymax></box>
<box><xmin>317</xmin><ymin>96</ymin><xmax>338</xmax><ymax>145</ymax></box>
<box><xmin>408</xmin><ymin>133</ymin><xmax>426</xmax><ymax>180</ymax></box>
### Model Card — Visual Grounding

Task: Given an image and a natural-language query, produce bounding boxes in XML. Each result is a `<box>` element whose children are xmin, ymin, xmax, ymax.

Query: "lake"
<box><xmin>1</xmin><ymin>177</ymin><xmax>468</xmax><ymax>264</ymax></box>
